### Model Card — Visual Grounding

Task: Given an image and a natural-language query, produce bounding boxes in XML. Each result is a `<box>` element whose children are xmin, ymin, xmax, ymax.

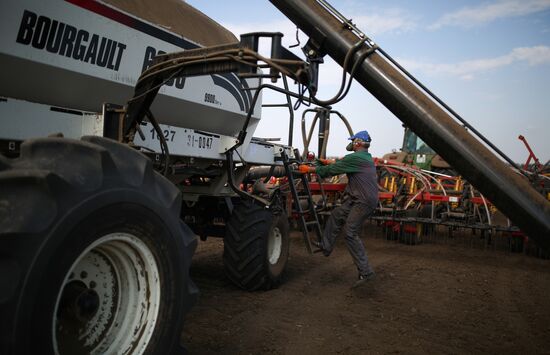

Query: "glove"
<box><xmin>298</xmin><ymin>164</ymin><xmax>314</xmax><ymax>174</ymax></box>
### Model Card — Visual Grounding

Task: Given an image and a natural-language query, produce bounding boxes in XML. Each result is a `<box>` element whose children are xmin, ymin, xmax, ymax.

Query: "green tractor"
<box><xmin>382</xmin><ymin>126</ymin><xmax>453</xmax><ymax>175</ymax></box>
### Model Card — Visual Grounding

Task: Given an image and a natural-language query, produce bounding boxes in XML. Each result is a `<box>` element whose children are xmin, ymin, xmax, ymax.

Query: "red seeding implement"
<box><xmin>297</xmin><ymin>109</ymin><xmax>547</xmax><ymax>254</ymax></box>
<box><xmin>304</xmin><ymin>159</ymin><xmax>549</xmax><ymax>256</ymax></box>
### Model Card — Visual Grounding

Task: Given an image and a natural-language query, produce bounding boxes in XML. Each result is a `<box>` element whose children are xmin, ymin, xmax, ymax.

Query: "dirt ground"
<box><xmin>182</xmin><ymin>223</ymin><xmax>550</xmax><ymax>354</ymax></box>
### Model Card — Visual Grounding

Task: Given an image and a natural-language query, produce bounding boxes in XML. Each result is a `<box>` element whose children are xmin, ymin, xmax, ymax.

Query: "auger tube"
<box><xmin>269</xmin><ymin>0</ymin><xmax>550</xmax><ymax>250</ymax></box>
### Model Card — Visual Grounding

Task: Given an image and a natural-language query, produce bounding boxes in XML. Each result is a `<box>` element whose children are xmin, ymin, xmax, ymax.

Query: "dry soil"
<box><xmin>182</xmin><ymin>223</ymin><xmax>550</xmax><ymax>354</ymax></box>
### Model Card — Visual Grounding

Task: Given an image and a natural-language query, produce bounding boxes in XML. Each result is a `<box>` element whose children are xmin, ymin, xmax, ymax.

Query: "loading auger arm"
<box><xmin>269</xmin><ymin>0</ymin><xmax>550</xmax><ymax>250</ymax></box>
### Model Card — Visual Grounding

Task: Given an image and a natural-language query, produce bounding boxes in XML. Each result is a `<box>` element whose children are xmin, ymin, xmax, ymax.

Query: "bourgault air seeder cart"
<box><xmin>1</xmin><ymin>0</ymin><xmax>549</xmax><ymax>354</ymax></box>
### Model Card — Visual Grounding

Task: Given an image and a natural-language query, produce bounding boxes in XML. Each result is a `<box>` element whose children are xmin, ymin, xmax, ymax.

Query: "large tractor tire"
<box><xmin>223</xmin><ymin>200</ymin><xmax>290</xmax><ymax>291</ymax></box>
<box><xmin>0</xmin><ymin>136</ymin><xmax>198</xmax><ymax>355</ymax></box>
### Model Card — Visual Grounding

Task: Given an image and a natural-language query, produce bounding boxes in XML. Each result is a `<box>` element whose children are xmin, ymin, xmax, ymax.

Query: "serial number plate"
<box><xmin>187</xmin><ymin>133</ymin><xmax>213</xmax><ymax>150</ymax></box>
<box><xmin>147</xmin><ymin>126</ymin><xmax>213</xmax><ymax>150</ymax></box>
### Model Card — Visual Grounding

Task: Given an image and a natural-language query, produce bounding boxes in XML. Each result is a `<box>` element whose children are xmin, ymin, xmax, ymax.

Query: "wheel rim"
<box><xmin>52</xmin><ymin>233</ymin><xmax>161</xmax><ymax>355</ymax></box>
<box><xmin>267</xmin><ymin>226</ymin><xmax>283</xmax><ymax>265</ymax></box>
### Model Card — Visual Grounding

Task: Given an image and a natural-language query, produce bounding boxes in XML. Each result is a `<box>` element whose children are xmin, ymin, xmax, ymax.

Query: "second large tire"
<box><xmin>223</xmin><ymin>200</ymin><xmax>290</xmax><ymax>291</ymax></box>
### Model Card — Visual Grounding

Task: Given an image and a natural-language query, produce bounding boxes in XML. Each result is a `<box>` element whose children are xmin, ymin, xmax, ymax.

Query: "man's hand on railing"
<box><xmin>297</xmin><ymin>164</ymin><xmax>315</xmax><ymax>174</ymax></box>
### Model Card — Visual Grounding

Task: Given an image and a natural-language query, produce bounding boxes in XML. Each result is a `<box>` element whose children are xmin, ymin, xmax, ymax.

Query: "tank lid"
<box><xmin>102</xmin><ymin>0</ymin><xmax>238</xmax><ymax>47</ymax></box>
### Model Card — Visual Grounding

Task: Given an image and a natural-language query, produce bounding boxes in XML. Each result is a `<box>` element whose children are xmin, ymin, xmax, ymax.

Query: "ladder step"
<box><xmin>280</xmin><ymin>149</ymin><xmax>325</xmax><ymax>255</ymax></box>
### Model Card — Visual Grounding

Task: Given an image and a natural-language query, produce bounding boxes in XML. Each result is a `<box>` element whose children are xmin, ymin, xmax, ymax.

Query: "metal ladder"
<box><xmin>280</xmin><ymin>150</ymin><xmax>324</xmax><ymax>254</ymax></box>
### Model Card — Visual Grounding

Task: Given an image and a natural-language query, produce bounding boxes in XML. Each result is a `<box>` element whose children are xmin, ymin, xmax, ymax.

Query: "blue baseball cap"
<box><xmin>348</xmin><ymin>130</ymin><xmax>371</xmax><ymax>142</ymax></box>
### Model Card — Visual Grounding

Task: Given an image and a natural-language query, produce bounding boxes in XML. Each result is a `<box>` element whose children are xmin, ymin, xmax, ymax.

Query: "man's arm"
<box><xmin>299</xmin><ymin>153</ymin><xmax>368</xmax><ymax>177</ymax></box>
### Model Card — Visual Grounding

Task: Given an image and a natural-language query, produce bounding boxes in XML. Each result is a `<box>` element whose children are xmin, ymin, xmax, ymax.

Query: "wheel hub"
<box><xmin>53</xmin><ymin>233</ymin><xmax>161</xmax><ymax>355</ymax></box>
<box><xmin>58</xmin><ymin>280</ymin><xmax>100</xmax><ymax>323</ymax></box>
<box><xmin>267</xmin><ymin>226</ymin><xmax>283</xmax><ymax>265</ymax></box>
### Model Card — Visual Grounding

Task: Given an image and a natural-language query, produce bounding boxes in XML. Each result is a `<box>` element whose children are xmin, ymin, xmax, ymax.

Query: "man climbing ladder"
<box><xmin>298</xmin><ymin>130</ymin><xmax>379</xmax><ymax>288</ymax></box>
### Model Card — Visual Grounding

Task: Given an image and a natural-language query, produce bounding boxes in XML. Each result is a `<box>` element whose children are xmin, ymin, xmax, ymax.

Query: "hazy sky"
<box><xmin>188</xmin><ymin>0</ymin><xmax>550</xmax><ymax>163</ymax></box>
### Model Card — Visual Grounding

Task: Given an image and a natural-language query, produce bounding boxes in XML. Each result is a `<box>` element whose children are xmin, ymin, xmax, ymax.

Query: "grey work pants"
<box><xmin>321</xmin><ymin>197</ymin><xmax>375</xmax><ymax>275</ymax></box>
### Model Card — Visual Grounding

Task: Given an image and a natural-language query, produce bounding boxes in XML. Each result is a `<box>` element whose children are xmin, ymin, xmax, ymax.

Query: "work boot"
<box><xmin>312</xmin><ymin>241</ymin><xmax>331</xmax><ymax>257</ymax></box>
<box><xmin>351</xmin><ymin>271</ymin><xmax>375</xmax><ymax>288</ymax></box>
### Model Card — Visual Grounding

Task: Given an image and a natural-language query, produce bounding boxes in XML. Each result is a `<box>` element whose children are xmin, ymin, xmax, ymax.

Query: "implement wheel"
<box><xmin>223</xmin><ymin>200</ymin><xmax>290</xmax><ymax>291</ymax></box>
<box><xmin>0</xmin><ymin>137</ymin><xmax>197</xmax><ymax>354</ymax></box>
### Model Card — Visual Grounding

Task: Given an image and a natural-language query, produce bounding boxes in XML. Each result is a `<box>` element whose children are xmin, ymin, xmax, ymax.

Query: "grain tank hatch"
<box><xmin>102</xmin><ymin>0</ymin><xmax>239</xmax><ymax>47</ymax></box>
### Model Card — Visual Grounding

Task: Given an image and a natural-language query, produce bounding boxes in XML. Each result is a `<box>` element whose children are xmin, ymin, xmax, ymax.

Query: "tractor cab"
<box><xmin>383</xmin><ymin>127</ymin><xmax>452</xmax><ymax>174</ymax></box>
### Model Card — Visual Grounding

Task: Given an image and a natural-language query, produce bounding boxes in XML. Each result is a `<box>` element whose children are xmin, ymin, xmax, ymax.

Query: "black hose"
<box><xmin>145</xmin><ymin>109</ymin><xmax>170</xmax><ymax>176</ymax></box>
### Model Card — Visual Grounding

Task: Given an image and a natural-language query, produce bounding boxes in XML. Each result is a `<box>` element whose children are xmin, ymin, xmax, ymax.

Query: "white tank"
<box><xmin>0</xmin><ymin>0</ymin><xmax>262</xmax><ymax>137</ymax></box>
